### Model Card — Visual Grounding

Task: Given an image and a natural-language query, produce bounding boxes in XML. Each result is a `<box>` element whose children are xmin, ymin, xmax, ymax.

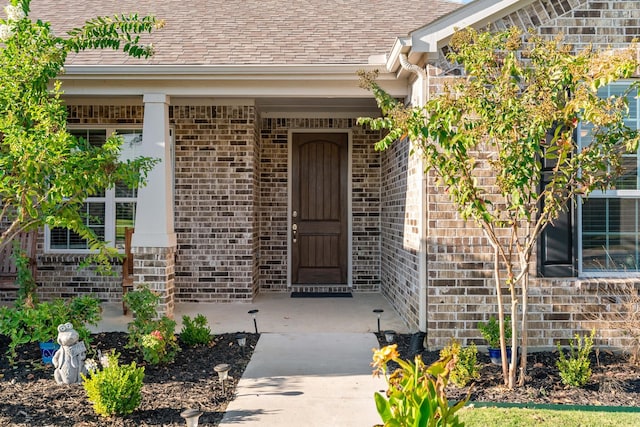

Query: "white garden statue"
<box><xmin>52</xmin><ymin>323</ymin><xmax>88</xmax><ymax>384</ymax></box>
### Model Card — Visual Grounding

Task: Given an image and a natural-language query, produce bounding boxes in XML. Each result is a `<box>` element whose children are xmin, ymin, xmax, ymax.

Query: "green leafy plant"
<box><xmin>556</xmin><ymin>329</ymin><xmax>595</xmax><ymax>387</ymax></box>
<box><xmin>0</xmin><ymin>0</ymin><xmax>162</xmax><ymax>272</ymax></box>
<box><xmin>82</xmin><ymin>352</ymin><xmax>145</xmax><ymax>417</ymax></box>
<box><xmin>478</xmin><ymin>316</ymin><xmax>512</xmax><ymax>349</ymax></box>
<box><xmin>180</xmin><ymin>314</ymin><xmax>212</xmax><ymax>347</ymax></box>
<box><xmin>0</xmin><ymin>295</ymin><xmax>101</xmax><ymax>363</ymax></box>
<box><xmin>372</xmin><ymin>344</ymin><xmax>469</xmax><ymax>426</ymax></box>
<box><xmin>124</xmin><ymin>284</ymin><xmax>180</xmax><ymax>364</ymax></box>
<box><xmin>440</xmin><ymin>339</ymin><xmax>480</xmax><ymax>388</ymax></box>
<box><xmin>12</xmin><ymin>244</ymin><xmax>38</xmax><ymax>308</ymax></box>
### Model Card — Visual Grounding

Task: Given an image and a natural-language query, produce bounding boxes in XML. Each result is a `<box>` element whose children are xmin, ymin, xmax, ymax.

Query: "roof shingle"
<box><xmin>29</xmin><ymin>0</ymin><xmax>462</xmax><ymax>65</ymax></box>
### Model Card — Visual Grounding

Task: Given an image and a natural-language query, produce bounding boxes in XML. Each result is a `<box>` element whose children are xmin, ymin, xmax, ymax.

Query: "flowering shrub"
<box><xmin>0</xmin><ymin>3</ymin><xmax>24</xmax><ymax>40</ymax></box>
<box><xmin>141</xmin><ymin>327</ymin><xmax>179</xmax><ymax>365</ymax></box>
<box><xmin>372</xmin><ymin>344</ymin><xmax>469</xmax><ymax>427</ymax></box>
<box><xmin>124</xmin><ymin>285</ymin><xmax>180</xmax><ymax>364</ymax></box>
<box><xmin>84</xmin><ymin>358</ymin><xmax>99</xmax><ymax>375</ymax></box>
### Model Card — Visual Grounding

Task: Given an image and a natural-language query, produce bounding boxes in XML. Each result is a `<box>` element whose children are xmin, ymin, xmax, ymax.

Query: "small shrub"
<box><xmin>82</xmin><ymin>352</ymin><xmax>145</xmax><ymax>417</ymax></box>
<box><xmin>372</xmin><ymin>344</ymin><xmax>469</xmax><ymax>426</ymax></box>
<box><xmin>478</xmin><ymin>315</ymin><xmax>511</xmax><ymax>349</ymax></box>
<box><xmin>556</xmin><ymin>329</ymin><xmax>595</xmax><ymax>387</ymax></box>
<box><xmin>124</xmin><ymin>284</ymin><xmax>159</xmax><ymax>327</ymax></box>
<box><xmin>180</xmin><ymin>314</ymin><xmax>212</xmax><ymax>346</ymax></box>
<box><xmin>124</xmin><ymin>284</ymin><xmax>180</xmax><ymax>364</ymax></box>
<box><xmin>440</xmin><ymin>339</ymin><xmax>480</xmax><ymax>388</ymax></box>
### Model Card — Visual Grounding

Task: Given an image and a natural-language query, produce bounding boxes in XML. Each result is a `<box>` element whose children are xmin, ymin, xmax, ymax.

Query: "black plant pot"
<box><xmin>409</xmin><ymin>332</ymin><xmax>426</xmax><ymax>356</ymax></box>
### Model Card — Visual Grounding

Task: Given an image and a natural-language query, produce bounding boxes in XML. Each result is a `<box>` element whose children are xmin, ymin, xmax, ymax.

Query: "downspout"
<box><xmin>398</xmin><ymin>53</ymin><xmax>429</xmax><ymax>343</ymax></box>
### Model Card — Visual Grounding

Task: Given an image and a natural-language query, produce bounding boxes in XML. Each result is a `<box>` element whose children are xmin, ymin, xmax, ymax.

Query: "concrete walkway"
<box><xmin>220</xmin><ymin>333</ymin><xmax>386</xmax><ymax>427</ymax></box>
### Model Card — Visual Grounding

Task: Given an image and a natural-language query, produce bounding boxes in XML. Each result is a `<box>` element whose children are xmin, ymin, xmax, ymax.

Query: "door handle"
<box><xmin>292</xmin><ymin>223</ymin><xmax>297</xmax><ymax>243</ymax></box>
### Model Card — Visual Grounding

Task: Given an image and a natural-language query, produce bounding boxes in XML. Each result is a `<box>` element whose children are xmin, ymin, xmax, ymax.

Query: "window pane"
<box><xmin>48</xmin><ymin>127</ymin><xmax>142</xmax><ymax>252</ymax></box>
<box><xmin>69</xmin><ymin>129</ymin><xmax>108</xmax><ymax>197</ymax></box>
<box><xmin>626</xmin><ymin>87</ymin><xmax>638</xmax><ymax>120</ymax></box>
<box><xmin>614</xmin><ymin>156</ymin><xmax>638</xmax><ymax>190</ymax></box>
<box><xmin>580</xmin><ymin>83</ymin><xmax>640</xmax><ymax>273</ymax></box>
<box><xmin>582</xmin><ymin>199</ymin><xmax>606</xmax><ymax>233</ymax></box>
<box><xmin>69</xmin><ymin>129</ymin><xmax>107</xmax><ymax>147</ymax></box>
<box><xmin>50</xmin><ymin>227</ymin><xmax>70</xmax><ymax>249</ymax></box>
<box><xmin>117</xmin><ymin>130</ymin><xmax>143</xmax><ymax>161</ymax></box>
<box><xmin>582</xmin><ymin>198</ymin><xmax>639</xmax><ymax>272</ymax></box>
<box><xmin>49</xmin><ymin>203</ymin><xmax>105</xmax><ymax>250</ymax></box>
<box><xmin>87</xmin><ymin>203</ymin><xmax>105</xmax><ymax>240</ymax></box>
<box><xmin>115</xmin><ymin>202</ymin><xmax>136</xmax><ymax>248</ymax></box>
<box><xmin>115</xmin><ymin>130</ymin><xmax>143</xmax><ymax>198</ymax></box>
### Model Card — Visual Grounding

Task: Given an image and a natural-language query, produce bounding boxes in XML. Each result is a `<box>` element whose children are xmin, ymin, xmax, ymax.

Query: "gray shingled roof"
<box><xmin>29</xmin><ymin>0</ymin><xmax>461</xmax><ymax>66</ymax></box>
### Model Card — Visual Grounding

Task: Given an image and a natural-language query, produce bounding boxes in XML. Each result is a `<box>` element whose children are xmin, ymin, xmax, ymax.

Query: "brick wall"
<box><xmin>172</xmin><ymin>105</ymin><xmax>258</xmax><ymax>303</ymax></box>
<box><xmin>134</xmin><ymin>246</ymin><xmax>176</xmax><ymax>316</ymax></box>
<box><xmin>379</xmin><ymin>137</ymin><xmax>424</xmax><ymax>331</ymax></box>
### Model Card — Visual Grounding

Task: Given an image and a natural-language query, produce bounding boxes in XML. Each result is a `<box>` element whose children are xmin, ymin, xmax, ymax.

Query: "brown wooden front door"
<box><xmin>291</xmin><ymin>132</ymin><xmax>348</xmax><ymax>284</ymax></box>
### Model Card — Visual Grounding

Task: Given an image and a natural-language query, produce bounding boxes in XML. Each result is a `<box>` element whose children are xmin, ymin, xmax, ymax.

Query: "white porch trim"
<box><xmin>132</xmin><ymin>93</ymin><xmax>177</xmax><ymax>248</ymax></box>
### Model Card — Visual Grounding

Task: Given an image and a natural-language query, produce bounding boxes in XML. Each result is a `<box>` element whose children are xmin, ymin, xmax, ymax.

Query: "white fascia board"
<box><xmin>58</xmin><ymin>63</ymin><xmax>407</xmax><ymax>98</ymax></box>
<box><xmin>385</xmin><ymin>37</ymin><xmax>412</xmax><ymax>74</ymax></box>
<box><xmin>411</xmin><ymin>0</ymin><xmax>536</xmax><ymax>54</ymax></box>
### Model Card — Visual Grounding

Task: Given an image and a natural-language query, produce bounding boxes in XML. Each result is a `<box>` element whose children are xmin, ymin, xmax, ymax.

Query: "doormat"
<box><xmin>290</xmin><ymin>292</ymin><xmax>353</xmax><ymax>298</ymax></box>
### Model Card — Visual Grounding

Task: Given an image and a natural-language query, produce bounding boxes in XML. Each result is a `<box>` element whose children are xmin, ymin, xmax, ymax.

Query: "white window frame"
<box><xmin>578</xmin><ymin>80</ymin><xmax>640</xmax><ymax>277</ymax></box>
<box><xmin>44</xmin><ymin>126</ymin><xmax>143</xmax><ymax>254</ymax></box>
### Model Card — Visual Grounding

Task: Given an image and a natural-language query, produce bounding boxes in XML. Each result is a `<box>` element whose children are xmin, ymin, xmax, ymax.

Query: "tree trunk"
<box><xmin>509</xmin><ymin>282</ymin><xmax>518</xmax><ymax>389</ymax></box>
<box><xmin>518</xmin><ymin>258</ymin><xmax>529</xmax><ymax>387</ymax></box>
<box><xmin>492</xmin><ymin>244</ymin><xmax>509</xmax><ymax>385</ymax></box>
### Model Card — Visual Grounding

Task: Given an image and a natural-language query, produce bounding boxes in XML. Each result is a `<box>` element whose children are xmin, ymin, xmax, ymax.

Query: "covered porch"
<box><xmin>92</xmin><ymin>292</ymin><xmax>410</xmax><ymax>335</ymax></box>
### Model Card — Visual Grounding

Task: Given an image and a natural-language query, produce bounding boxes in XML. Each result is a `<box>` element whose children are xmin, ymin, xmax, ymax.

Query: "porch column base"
<box><xmin>132</xmin><ymin>246</ymin><xmax>177</xmax><ymax>318</ymax></box>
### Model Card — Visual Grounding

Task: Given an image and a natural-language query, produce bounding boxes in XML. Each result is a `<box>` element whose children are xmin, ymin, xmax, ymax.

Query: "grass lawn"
<box><xmin>458</xmin><ymin>405</ymin><xmax>640</xmax><ymax>426</ymax></box>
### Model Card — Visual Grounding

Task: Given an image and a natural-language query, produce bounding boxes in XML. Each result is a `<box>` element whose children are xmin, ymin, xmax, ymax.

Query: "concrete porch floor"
<box><xmin>92</xmin><ymin>292</ymin><xmax>411</xmax><ymax>335</ymax></box>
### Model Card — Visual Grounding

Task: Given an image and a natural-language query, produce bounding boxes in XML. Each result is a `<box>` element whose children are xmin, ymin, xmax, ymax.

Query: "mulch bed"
<box><xmin>0</xmin><ymin>332</ymin><xmax>258</xmax><ymax>426</ymax></box>
<box><xmin>378</xmin><ymin>333</ymin><xmax>640</xmax><ymax>408</ymax></box>
<box><xmin>2</xmin><ymin>331</ymin><xmax>639</xmax><ymax>426</ymax></box>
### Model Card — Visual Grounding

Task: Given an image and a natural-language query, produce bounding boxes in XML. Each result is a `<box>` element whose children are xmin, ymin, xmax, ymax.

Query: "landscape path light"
<box><xmin>180</xmin><ymin>408</ymin><xmax>203</xmax><ymax>427</ymax></box>
<box><xmin>248</xmin><ymin>309</ymin><xmax>259</xmax><ymax>334</ymax></box>
<box><xmin>373</xmin><ymin>309</ymin><xmax>384</xmax><ymax>334</ymax></box>
<box><xmin>236</xmin><ymin>333</ymin><xmax>247</xmax><ymax>355</ymax></box>
<box><xmin>384</xmin><ymin>330</ymin><xmax>396</xmax><ymax>344</ymax></box>
<box><xmin>214</xmin><ymin>363</ymin><xmax>231</xmax><ymax>394</ymax></box>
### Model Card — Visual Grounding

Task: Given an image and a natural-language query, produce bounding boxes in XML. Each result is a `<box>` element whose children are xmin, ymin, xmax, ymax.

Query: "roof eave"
<box><xmin>57</xmin><ymin>63</ymin><xmax>408</xmax><ymax>98</ymax></box>
<box><xmin>387</xmin><ymin>0</ymin><xmax>537</xmax><ymax>71</ymax></box>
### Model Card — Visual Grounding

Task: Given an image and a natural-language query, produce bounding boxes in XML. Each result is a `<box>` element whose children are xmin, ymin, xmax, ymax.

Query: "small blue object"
<box><xmin>39</xmin><ymin>341</ymin><xmax>60</xmax><ymax>365</ymax></box>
